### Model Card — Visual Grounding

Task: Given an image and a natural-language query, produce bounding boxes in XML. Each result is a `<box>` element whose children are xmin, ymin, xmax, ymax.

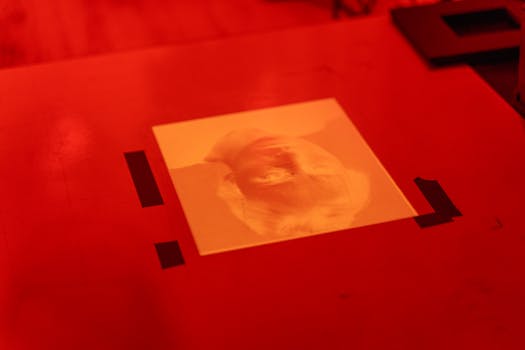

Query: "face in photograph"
<box><xmin>205</xmin><ymin>128</ymin><xmax>370</xmax><ymax>237</ymax></box>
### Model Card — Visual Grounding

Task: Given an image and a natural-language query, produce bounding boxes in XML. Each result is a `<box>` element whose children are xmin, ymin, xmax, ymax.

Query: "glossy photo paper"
<box><xmin>153</xmin><ymin>99</ymin><xmax>416</xmax><ymax>255</ymax></box>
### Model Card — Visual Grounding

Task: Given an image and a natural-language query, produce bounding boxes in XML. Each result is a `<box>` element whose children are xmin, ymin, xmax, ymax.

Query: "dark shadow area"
<box><xmin>442</xmin><ymin>8</ymin><xmax>519</xmax><ymax>36</ymax></box>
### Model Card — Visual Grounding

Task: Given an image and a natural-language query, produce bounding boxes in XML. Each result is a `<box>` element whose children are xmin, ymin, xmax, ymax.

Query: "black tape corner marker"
<box><xmin>414</xmin><ymin>212</ymin><xmax>454</xmax><ymax>228</ymax></box>
<box><xmin>155</xmin><ymin>241</ymin><xmax>185</xmax><ymax>269</ymax></box>
<box><xmin>414</xmin><ymin>177</ymin><xmax>462</xmax><ymax>228</ymax></box>
<box><xmin>124</xmin><ymin>151</ymin><xmax>164</xmax><ymax>207</ymax></box>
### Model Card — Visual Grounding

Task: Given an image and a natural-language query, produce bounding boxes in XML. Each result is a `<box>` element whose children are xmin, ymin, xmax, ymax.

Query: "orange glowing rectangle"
<box><xmin>153</xmin><ymin>99</ymin><xmax>417</xmax><ymax>255</ymax></box>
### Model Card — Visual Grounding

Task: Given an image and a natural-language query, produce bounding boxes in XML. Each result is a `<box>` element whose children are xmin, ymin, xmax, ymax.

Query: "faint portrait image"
<box><xmin>206</xmin><ymin>128</ymin><xmax>369</xmax><ymax>237</ymax></box>
<box><xmin>153</xmin><ymin>99</ymin><xmax>416</xmax><ymax>255</ymax></box>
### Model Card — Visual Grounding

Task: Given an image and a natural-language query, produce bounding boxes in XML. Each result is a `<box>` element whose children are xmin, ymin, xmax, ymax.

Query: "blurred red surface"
<box><xmin>0</xmin><ymin>0</ymin><xmax>333</xmax><ymax>68</ymax></box>
<box><xmin>0</xmin><ymin>0</ymin><xmax>442</xmax><ymax>68</ymax></box>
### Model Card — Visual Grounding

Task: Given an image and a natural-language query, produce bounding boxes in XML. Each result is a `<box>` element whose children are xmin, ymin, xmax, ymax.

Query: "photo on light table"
<box><xmin>153</xmin><ymin>99</ymin><xmax>417</xmax><ymax>255</ymax></box>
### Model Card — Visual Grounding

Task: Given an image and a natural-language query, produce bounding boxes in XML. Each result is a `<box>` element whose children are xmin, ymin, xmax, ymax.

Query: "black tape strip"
<box><xmin>414</xmin><ymin>212</ymin><xmax>454</xmax><ymax>228</ymax></box>
<box><xmin>414</xmin><ymin>177</ymin><xmax>462</xmax><ymax>217</ymax></box>
<box><xmin>413</xmin><ymin>177</ymin><xmax>461</xmax><ymax>228</ymax></box>
<box><xmin>155</xmin><ymin>241</ymin><xmax>185</xmax><ymax>269</ymax></box>
<box><xmin>124</xmin><ymin>151</ymin><xmax>164</xmax><ymax>207</ymax></box>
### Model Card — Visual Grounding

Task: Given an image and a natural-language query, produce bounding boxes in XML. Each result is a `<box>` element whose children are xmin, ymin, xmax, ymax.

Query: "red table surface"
<box><xmin>0</xmin><ymin>15</ymin><xmax>524</xmax><ymax>350</ymax></box>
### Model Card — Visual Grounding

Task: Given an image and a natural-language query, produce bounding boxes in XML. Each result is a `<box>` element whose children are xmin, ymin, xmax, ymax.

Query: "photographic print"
<box><xmin>153</xmin><ymin>99</ymin><xmax>417</xmax><ymax>255</ymax></box>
